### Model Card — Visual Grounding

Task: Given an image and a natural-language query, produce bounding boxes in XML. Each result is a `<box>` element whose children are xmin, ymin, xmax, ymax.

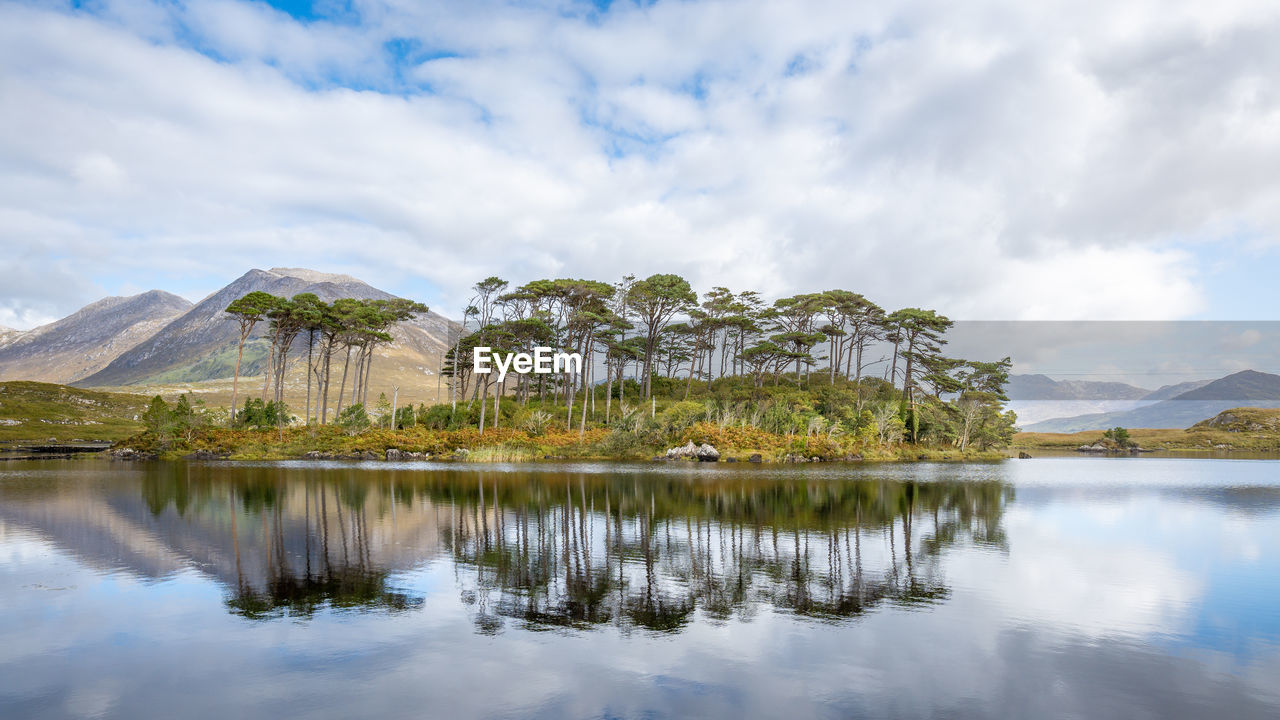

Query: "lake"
<box><xmin>1</xmin><ymin>457</ymin><xmax>1278</xmax><ymax>719</ymax></box>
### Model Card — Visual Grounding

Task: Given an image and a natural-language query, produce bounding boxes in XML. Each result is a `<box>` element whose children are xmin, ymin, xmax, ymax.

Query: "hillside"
<box><xmin>77</xmin><ymin>268</ymin><xmax>457</xmax><ymax>388</ymax></box>
<box><xmin>1165</xmin><ymin>370</ymin><xmax>1280</xmax><ymax>401</ymax></box>
<box><xmin>1007</xmin><ymin>374</ymin><xmax>1150</xmax><ymax>400</ymax></box>
<box><xmin>1193</xmin><ymin>407</ymin><xmax>1280</xmax><ymax>433</ymax></box>
<box><xmin>1141</xmin><ymin>379</ymin><xmax>1213</xmax><ymax>401</ymax></box>
<box><xmin>1005</xmin><ymin>374</ymin><xmax>1154</xmax><ymax>426</ymax></box>
<box><xmin>1016</xmin><ymin>407</ymin><xmax>1280</xmax><ymax>453</ymax></box>
<box><xmin>0</xmin><ymin>291</ymin><xmax>192</xmax><ymax>384</ymax></box>
<box><xmin>1024</xmin><ymin>370</ymin><xmax>1280</xmax><ymax>431</ymax></box>
<box><xmin>0</xmin><ymin>381</ymin><xmax>149</xmax><ymax>442</ymax></box>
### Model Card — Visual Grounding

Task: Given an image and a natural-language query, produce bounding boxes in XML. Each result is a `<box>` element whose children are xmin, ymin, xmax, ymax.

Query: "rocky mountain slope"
<box><xmin>0</xmin><ymin>291</ymin><xmax>192</xmax><ymax>384</ymax></box>
<box><xmin>77</xmin><ymin>268</ymin><xmax>456</xmax><ymax>389</ymax></box>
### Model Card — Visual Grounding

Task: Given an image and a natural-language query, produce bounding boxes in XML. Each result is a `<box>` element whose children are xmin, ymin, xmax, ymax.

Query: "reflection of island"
<box><xmin>424</xmin><ymin>472</ymin><xmax>1010</xmax><ymax>633</ymax></box>
<box><xmin>0</xmin><ymin>463</ymin><xmax>1012</xmax><ymax>630</ymax></box>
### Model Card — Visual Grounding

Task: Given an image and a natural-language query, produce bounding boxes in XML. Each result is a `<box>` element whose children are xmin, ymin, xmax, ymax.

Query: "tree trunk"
<box><xmin>230</xmin><ymin>329</ymin><xmax>248</xmax><ymax>423</ymax></box>
<box><xmin>361</xmin><ymin>343</ymin><xmax>375</xmax><ymax>408</ymax></box>
<box><xmin>579</xmin><ymin>358</ymin><xmax>590</xmax><ymax>438</ymax></box>
<box><xmin>261</xmin><ymin>335</ymin><xmax>276</xmax><ymax>401</ymax></box>
<box><xmin>305</xmin><ymin>331</ymin><xmax>314</xmax><ymax>425</ymax></box>
<box><xmin>320</xmin><ymin>341</ymin><xmax>333</xmax><ymax>424</ymax></box>
<box><xmin>605</xmin><ymin>366</ymin><xmax>613</xmax><ymax>422</ymax></box>
<box><xmin>336</xmin><ymin>346</ymin><xmax>352</xmax><ymax>416</ymax></box>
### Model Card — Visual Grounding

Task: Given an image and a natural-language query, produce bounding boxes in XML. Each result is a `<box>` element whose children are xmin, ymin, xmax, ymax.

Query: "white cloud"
<box><xmin>1</xmin><ymin>0</ymin><xmax>1278</xmax><ymax>328</ymax></box>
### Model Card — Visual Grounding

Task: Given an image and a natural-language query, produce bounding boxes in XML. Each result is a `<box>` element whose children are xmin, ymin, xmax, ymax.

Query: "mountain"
<box><xmin>1159</xmin><ymin>370</ymin><xmax>1280</xmax><ymax>401</ymax></box>
<box><xmin>0</xmin><ymin>325</ymin><xmax>21</xmax><ymax>348</ymax></box>
<box><xmin>76</xmin><ymin>268</ymin><xmax>456</xmax><ymax>389</ymax></box>
<box><xmin>1005</xmin><ymin>374</ymin><xmax>1154</xmax><ymax>426</ymax></box>
<box><xmin>0</xmin><ymin>291</ymin><xmax>193</xmax><ymax>384</ymax></box>
<box><xmin>1141</xmin><ymin>379</ymin><xmax>1213</xmax><ymax>401</ymax></box>
<box><xmin>1006</xmin><ymin>374</ymin><xmax>1151</xmax><ymax>400</ymax></box>
<box><xmin>1024</xmin><ymin>370</ymin><xmax>1280</xmax><ymax>432</ymax></box>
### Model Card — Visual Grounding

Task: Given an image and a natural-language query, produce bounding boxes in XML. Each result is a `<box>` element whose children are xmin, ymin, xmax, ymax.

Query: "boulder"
<box><xmin>748</xmin><ymin>453</ymin><xmax>763</xmax><ymax>463</ymax></box>
<box><xmin>1018</xmin><ymin>452</ymin><xmax>1032</xmax><ymax>459</ymax></box>
<box><xmin>665</xmin><ymin>441</ymin><xmax>699</xmax><ymax>460</ymax></box>
<box><xmin>663</xmin><ymin>441</ymin><xmax>720</xmax><ymax>462</ymax></box>
<box><xmin>385</xmin><ymin>449</ymin><xmax>403</xmax><ymax>460</ymax></box>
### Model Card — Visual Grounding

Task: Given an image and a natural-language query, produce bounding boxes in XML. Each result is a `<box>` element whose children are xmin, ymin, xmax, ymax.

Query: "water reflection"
<box><xmin>2</xmin><ymin>459</ymin><xmax>1279</xmax><ymax>720</ymax></box>
<box><xmin>1</xmin><ymin>462</ymin><xmax>1011</xmax><ymax>630</ymax></box>
<box><xmin>433</xmin><ymin>472</ymin><xmax>1007</xmax><ymax>634</ymax></box>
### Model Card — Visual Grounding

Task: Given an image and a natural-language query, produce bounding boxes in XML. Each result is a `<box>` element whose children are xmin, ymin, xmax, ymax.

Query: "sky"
<box><xmin>2</xmin><ymin>0</ymin><xmax>1279</xmax><ymax>331</ymax></box>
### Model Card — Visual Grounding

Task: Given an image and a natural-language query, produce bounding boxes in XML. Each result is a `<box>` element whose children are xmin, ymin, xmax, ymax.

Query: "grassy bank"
<box><xmin>1013</xmin><ymin>408</ymin><xmax>1280</xmax><ymax>453</ymax></box>
<box><xmin>0</xmin><ymin>381</ymin><xmax>148</xmax><ymax>443</ymax></box>
<box><xmin>113</xmin><ymin>422</ymin><xmax>1007</xmax><ymax>463</ymax></box>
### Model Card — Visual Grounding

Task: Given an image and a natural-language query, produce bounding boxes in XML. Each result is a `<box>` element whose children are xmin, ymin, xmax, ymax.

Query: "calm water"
<box><xmin>1</xmin><ymin>458</ymin><xmax>1278</xmax><ymax>719</ymax></box>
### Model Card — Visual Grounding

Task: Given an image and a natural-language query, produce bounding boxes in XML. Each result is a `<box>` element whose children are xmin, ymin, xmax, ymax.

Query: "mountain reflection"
<box><xmin>2</xmin><ymin>462</ymin><xmax>1011</xmax><ymax>631</ymax></box>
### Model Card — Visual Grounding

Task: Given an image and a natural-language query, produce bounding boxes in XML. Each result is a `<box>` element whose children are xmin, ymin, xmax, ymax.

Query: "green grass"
<box><xmin>0</xmin><ymin>381</ymin><xmax>149</xmax><ymax>443</ymax></box>
<box><xmin>1013</xmin><ymin>408</ymin><xmax>1280</xmax><ymax>453</ymax></box>
<box><xmin>140</xmin><ymin>339</ymin><xmax>269</xmax><ymax>385</ymax></box>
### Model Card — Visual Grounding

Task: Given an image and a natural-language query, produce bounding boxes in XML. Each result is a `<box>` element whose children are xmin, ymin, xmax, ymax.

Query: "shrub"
<box><xmin>657</xmin><ymin>400</ymin><xmax>706</xmax><ymax>436</ymax></box>
<box><xmin>521</xmin><ymin>410</ymin><xmax>552</xmax><ymax>435</ymax></box>
<box><xmin>596</xmin><ymin>429</ymin><xmax>648</xmax><ymax>458</ymax></box>
<box><xmin>336</xmin><ymin>404</ymin><xmax>371</xmax><ymax>434</ymax></box>
<box><xmin>235</xmin><ymin>398</ymin><xmax>289</xmax><ymax>430</ymax></box>
<box><xmin>417</xmin><ymin>403</ymin><xmax>455</xmax><ymax>430</ymax></box>
<box><xmin>1103</xmin><ymin>426</ymin><xmax>1134</xmax><ymax>448</ymax></box>
<box><xmin>613</xmin><ymin>403</ymin><xmax>644</xmax><ymax>433</ymax></box>
<box><xmin>142</xmin><ymin>395</ymin><xmax>176</xmax><ymax>444</ymax></box>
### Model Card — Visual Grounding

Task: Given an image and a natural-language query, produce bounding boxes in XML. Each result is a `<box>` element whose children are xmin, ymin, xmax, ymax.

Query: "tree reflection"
<box><xmin>134</xmin><ymin>465</ymin><xmax>1009</xmax><ymax>630</ymax></box>
<box><xmin>420</xmin><ymin>470</ymin><xmax>1009</xmax><ymax>633</ymax></box>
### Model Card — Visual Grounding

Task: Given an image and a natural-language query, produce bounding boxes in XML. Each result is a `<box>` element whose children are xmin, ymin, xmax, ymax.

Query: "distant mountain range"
<box><xmin>1007</xmin><ymin>374</ymin><xmax>1152</xmax><ymax>401</ymax></box>
<box><xmin>0</xmin><ymin>291</ymin><xmax>193</xmax><ymax>383</ymax></box>
<box><xmin>1005</xmin><ymin>374</ymin><xmax>1220</xmax><ymax>426</ymax></box>
<box><xmin>1018</xmin><ymin>370</ymin><xmax>1280</xmax><ymax>432</ymax></box>
<box><xmin>0</xmin><ymin>268</ymin><xmax>458</xmax><ymax>392</ymax></box>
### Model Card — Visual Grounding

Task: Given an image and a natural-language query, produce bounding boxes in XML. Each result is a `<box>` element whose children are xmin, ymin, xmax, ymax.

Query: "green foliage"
<box><xmin>336</xmin><ymin>403</ymin><xmax>371</xmax><ymax>434</ymax></box>
<box><xmin>373</xmin><ymin>393</ymin><xmax>392</xmax><ymax>428</ymax></box>
<box><xmin>416</xmin><ymin>403</ymin><xmax>455</xmax><ymax>430</ymax></box>
<box><xmin>142</xmin><ymin>395</ymin><xmax>175</xmax><ymax>439</ymax></box>
<box><xmin>236</xmin><ymin>398</ymin><xmax>290</xmax><ymax>430</ymax></box>
<box><xmin>596</xmin><ymin>429</ymin><xmax>648</xmax><ymax>457</ymax></box>
<box><xmin>612</xmin><ymin>403</ymin><xmax>645</xmax><ymax>433</ymax></box>
<box><xmin>1103</xmin><ymin>426</ymin><xmax>1134</xmax><ymax>448</ymax></box>
<box><xmin>393</xmin><ymin>406</ymin><xmax>416</xmax><ymax>430</ymax></box>
<box><xmin>170</xmin><ymin>393</ymin><xmax>212</xmax><ymax>441</ymax></box>
<box><xmin>657</xmin><ymin>400</ymin><xmax>706</xmax><ymax>436</ymax></box>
